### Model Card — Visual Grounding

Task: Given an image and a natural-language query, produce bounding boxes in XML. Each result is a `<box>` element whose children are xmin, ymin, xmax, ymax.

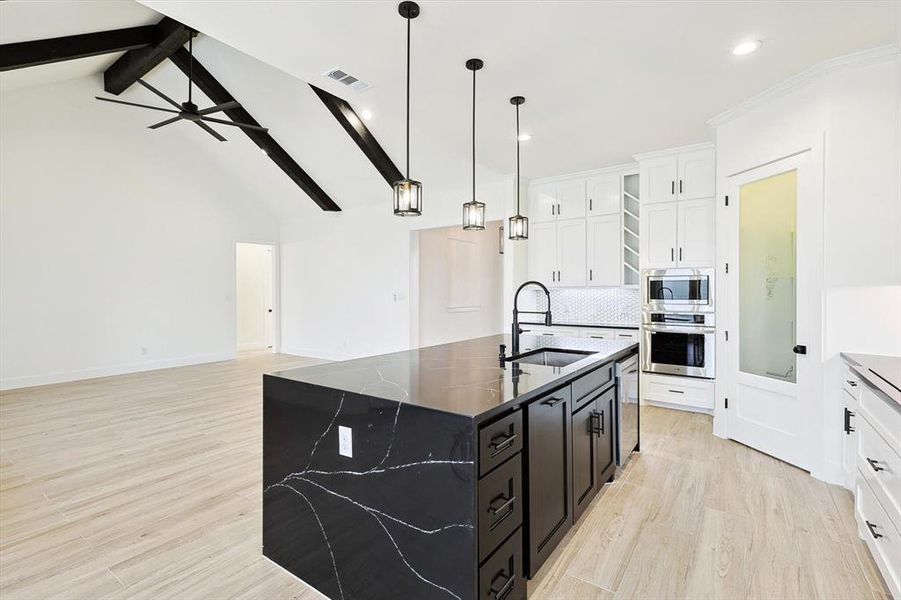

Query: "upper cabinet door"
<box><xmin>556</xmin><ymin>218</ymin><xmax>587</xmax><ymax>287</ymax></box>
<box><xmin>641</xmin><ymin>156</ymin><xmax>678</xmax><ymax>204</ymax></box>
<box><xmin>677</xmin><ymin>149</ymin><xmax>715</xmax><ymax>200</ymax></box>
<box><xmin>586</xmin><ymin>174</ymin><xmax>620</xmax><ymax>216</ymax></box>
<box><xmin>556</xmin><ymin>179</ymin><xmax>587</xmax><ymax>220</ymax></box>
<box><xmin>677</xmin><ymin>198</ymin><xmax>715</xmax><ymax>267</ymax></box>
<box><xmin>528</xmin><ymin>221</ymin><xmax>558</xmax><ymax>285</ymax></box>
<box><xmin>640</xmin><ymin>201</ymin><xmax>678</xmax><ymax>268</ymax></box>
<box><xmin>529</xmin><ymin>182</ymin><xmax>557</xmax><ymax>223</ymax></box>
<box><xmin>587</xmin><ymin>214</ymin><xmax>620</xmax><ymax>287</ymax></box>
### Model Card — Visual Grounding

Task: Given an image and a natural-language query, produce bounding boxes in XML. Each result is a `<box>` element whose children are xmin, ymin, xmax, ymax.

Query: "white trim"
<box><xmin>641</xmin><ymin>398</ymin><xmax>714</xmax><ymax>415</ymax></box>
<box><xmin>0</xmin><ymin>351</ymin><xmax>236</xmax><ymax>391</ymax></box>
<box><xmin>281</xmin><ymin>346</ymin><xmax>349</xmax><ymax>362</ymax></box>
<box><xmin>528</xmin><ymin>162</ymin><xmax>639</xmax><ymax>186</ymax></box>
<box><xmin>708</xmin><ymin>45</ymin><xmax>900</xmax><ymax>128</ymax></box>
<box><xmin>235</xmin><ymin>240</ymin><xmax>280</xmax><ymax>354</ymax></box>
<box><xmin>632</xmin><ymin>142</ymin><xmax>715</xmax><ymax>162</ymax></box>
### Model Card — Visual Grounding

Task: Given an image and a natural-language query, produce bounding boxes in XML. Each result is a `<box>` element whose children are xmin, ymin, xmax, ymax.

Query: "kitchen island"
<box><xmin>263</xmin><ymin>334</ymin><xmax>638</xmax><ymax>600</ymax></box>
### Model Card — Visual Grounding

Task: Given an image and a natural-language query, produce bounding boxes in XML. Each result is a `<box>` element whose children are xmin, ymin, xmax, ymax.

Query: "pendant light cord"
<box><xmin>188</xmin><ymin>34</ymin><xmax>193</xmax><ymax>104</ymax></box>
<box><xmin>405</xmin><ymin>15</ymin><xmax>411</xmax><ymax>178</ymax></box>
<box><xmin>515</xmin><ymin>103</ymin><xmax>521</xmax><ymax>213</ymax></box>
<box><xmin>472</xmin><ymin>67</ymin><xmax>476</xmax><ymax>202</ymax></box>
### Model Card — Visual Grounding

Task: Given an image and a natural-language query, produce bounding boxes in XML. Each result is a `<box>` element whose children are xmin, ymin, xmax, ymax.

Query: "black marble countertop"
<box><xmin>270</xmin><ymin>334</ymin><xmax>638</xmax><ymax>421</ymax></box>
<box><xmin>518</xmin><ymin>322</ymin><xmax>640</xmax><ymax>330</ymax></box>
<box><xmin>842</xmin><ymin>352</ymin><xmax>901</xmax><ymax>407</ymax></box>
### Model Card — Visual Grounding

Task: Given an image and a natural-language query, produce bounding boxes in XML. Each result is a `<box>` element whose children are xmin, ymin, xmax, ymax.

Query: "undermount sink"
<box><xmin>508</xmin><ymin>348</ymin><xmax>593</xmax><ymax>367</ymax></box>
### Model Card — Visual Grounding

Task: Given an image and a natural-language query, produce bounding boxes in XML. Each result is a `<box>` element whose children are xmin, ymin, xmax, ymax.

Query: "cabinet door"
<box><xmin>677</xmin><ymin>197</ymin><xmax>715</xmax><ymax>267</ymax></box>
<box><xmin>677</xmin><ymin>148</ymin><xmax>715</xmax><ymax>200</ymax></box>
<box><xmin>529</xmin><ymin>182</ymin><xmax>557</xmax><ymax>223</ymax></box>
<box><xmin>528</xmin><ymin>221</ymin><xmax>557</xmax><ymax>285</ymax></box>
<box><xmin>641</xmin><ymin>156</ymin><xmax>678</xmax><ymax>204</ymax></box>
<box><xmin>640</xmin><ymin>201</ymin><xmax>678</xmax><ymax>268</ymax></box>
<box><xmin>556</xmin><ymin>219</ymin><xmax>587</xmax><ymax>287</ymax></box>
<box><xmin>586</xmin><ymin>214</ymin><xmax>620</xmax><ymax>287</ymax></box>
<box><xmin>527</xmin><ymin>387</ymin><xmax>572</xmax><ymax>577</ymax></box>
<box><xmin>595</xmin><ymin>391</ymin><xmax>615</xmax><ymax>483</ymax></box>
<box><xmin>572</xmin><ymin>399</ymin><xmax>599</xmax><ymax>522</ymax></box>
<box><xmin>556</xmin><ymin>179</ymin><xmax>587</xmax><ymax>219</ymax></box>
<box><xmin>587</xmin><ymin>174</ymin><xmax>620</xmax><ymax>216</ymax></box>
<box><xmin>581</xmin><ymin>329</ymin><xmax>613</xmax><ymax>340</ymax></box>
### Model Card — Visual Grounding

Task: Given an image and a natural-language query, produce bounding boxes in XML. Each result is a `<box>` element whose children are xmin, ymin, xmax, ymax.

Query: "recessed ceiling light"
<box><xmin>732</xmin><ymin>40</ymin><xmax>760</xmax><ymax>56</ymax></box>
<box><xmin>360</xmin><ymin>109</ymin><xmax>373</xmax><ymax>120</ymax></box>
<box><xmin>518</xmin><ymin>133</ymin><xmax>532</xmax><ymax>141</ymax></box>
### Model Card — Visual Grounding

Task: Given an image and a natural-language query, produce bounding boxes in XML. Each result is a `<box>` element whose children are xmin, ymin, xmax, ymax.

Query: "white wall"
<box><xmin>712</xmin><ymin>48</ymin><xmax>901</xmax><ymax>482</ymax></box>
<box><xmin>0</xmin><ymin>76</ymin><xmax>280</xmax><ymax>389</ymax></box>
<box><xmin>236</xmin><ymin>242</ymin><xmax>273</xmax><ymax>351</ymax></box>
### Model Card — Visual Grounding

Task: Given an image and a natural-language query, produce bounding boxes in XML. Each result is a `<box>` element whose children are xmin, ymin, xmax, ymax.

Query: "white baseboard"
<box><xmin>281</xmin><ymin>346</ymin><xmax>350</xmax><ymax>362</ymax></box>
<box><xmin>641</xmin><ymin>398</ymin><xmax>714</xmax><ymax>415</ymax></box>
<box><xmin>811</xmin><ymin>459</ymin><xmax>845</xmax><ymax>487</ymax></box>
<box><xmin>238</xmin><ymin>342</ymin><xmax>268</xmax><ymax>351</ymax></box>
<box><xmin>0</xmin><ymin>351</ymin><xmax>236</xmax><ymax>391</ymax></box>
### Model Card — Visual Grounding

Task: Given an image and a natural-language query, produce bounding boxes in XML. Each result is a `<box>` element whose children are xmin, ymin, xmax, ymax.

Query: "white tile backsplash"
<box><xmin>523</xmin><ymin>287</ymin><xmax>640</xmax><ymax>326</ymax></box>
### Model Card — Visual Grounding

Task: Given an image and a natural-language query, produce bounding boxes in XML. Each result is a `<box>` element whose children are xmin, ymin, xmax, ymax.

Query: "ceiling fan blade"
<box><xmin>148</xmin><ymin>116</ymin><xmax>182</xmax><ymax>130</ymax></box>
<box><xmin>137</xmin><ymin>79</ymin><xmax>183</xmax><ymax>109</ymax></box>
<box><xmin>195</xmin><ymin>121</ymin><xmax>227</xmax><ymax>142</ymax></box>
<box><xmin>95</xmin><ymin>96</ymin><xmax>181</xmax><ymax>114</ymax></box>
<box><xmin>200</xmin><ymin>116</ymin><xmax>268</xmax><ymax>132</ymax></box>
<box><xmin>197</xmin><ymin>101</ymin><xmax>241</xmax><ymax>116</ymax></box>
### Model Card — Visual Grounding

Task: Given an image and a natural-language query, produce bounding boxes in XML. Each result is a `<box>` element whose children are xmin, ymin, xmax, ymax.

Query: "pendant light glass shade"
<box><xmin>463</xmin><ymin>200</ymin><xmax>486</xmax><ymax>230</ymax></box>
<box><xmin>394</xmin><ymin>2</ymin><xmax>422</xmax><ymax>216</ymax></box>
<box><xmin>509</xmin><ymin>96</ymin><xmax>528</xmax><ymax>240</ymax></box>
<box><xmin>394</xmin><ymin>178</ymin><xmax>423</xmax><ymax>216</ymax></box>
<box><xmin>462</xmin><ymin>58</ymin><xmax>485</xmax><ymax>230</ymax></box>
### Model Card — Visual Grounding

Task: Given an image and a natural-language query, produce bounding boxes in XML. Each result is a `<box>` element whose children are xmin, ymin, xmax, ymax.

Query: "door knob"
<box><xmin>792</xmin><ymin>345</ymin><xmax>807</xmax><ymax>355</ymax></box>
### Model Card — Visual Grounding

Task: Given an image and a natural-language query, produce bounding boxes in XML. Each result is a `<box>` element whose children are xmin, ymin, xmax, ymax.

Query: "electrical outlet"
<box><xmin>338</xmin><ymin>426</ymin><xmax>352</xmax><ymax>458</ymax></box>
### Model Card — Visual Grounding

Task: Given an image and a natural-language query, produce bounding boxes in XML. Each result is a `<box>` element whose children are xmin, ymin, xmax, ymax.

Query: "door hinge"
<box><xmin>725</xmin><ymin>262</ymin><xmax>729</xmax><ymax>274</ymax></box>
<box><xmin>725</xmin><ymin>195</ymin><xmax>729</xmax><ymax>206</ymax></box>
<box><xmin>725</xmin><ymin>330</ymin><xmax>729</xmax><ymax>341</ymax></box>
<box><xmin>725</xmin><ymin>397</ymin><xmax>729</xmax><ymax>409</ymax></box>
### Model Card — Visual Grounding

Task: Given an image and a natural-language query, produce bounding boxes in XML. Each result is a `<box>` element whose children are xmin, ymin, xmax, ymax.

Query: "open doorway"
<box><xmin>235</xmin><ymin>242</ymin><xmax>276</xmax><ymax>353</ymax></box>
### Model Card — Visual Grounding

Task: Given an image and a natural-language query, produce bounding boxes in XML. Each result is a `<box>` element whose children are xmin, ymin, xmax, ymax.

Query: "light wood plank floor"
<box><xmin>0</xmin><ymin>353</ymin><xmax>888</xmax><ymax>599</ymax></box>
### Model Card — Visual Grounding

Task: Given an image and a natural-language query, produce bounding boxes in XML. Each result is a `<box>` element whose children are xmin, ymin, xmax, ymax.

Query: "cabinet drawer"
<box><xmin>856</xmin><ymin>477</ymin><xmax>901</xmax><ymax>600</ymax></box>
<box><xmin>860</xmin><ymin>384</ymin><xmax>901</xmax><ymax>450</ymax></box>
<box><xmin>858</xmin><ymin>417</ymin><xmax>901</xmax><ymax>531</ymax></box>
<box><xmin>643</xmin><ymin>374</ymin><xmax>714</xmax><ymax>410</ymax></box>
<box><xmin>479</xmin><ymin>527</ymin><xmax>526</xmax><ymax>600</ymax></box>
<box><xmin>479</xmin><ymin>410</ymin><xmax>523</xmax><ymax>477</ymax></box>
<box><xmin>842</xmin><ymin>364</ymin><xmax>861</xmax><ymax>401</ymax></box>
<box><xmin>613</xmin><ymin>329</ymin><xmax>639</xmax><ymax>342</ymax></box>
<box><xmin>571</xmin><ymin>363</ymin><xmax>614</xmax><ymax>405</ymax></box>
<box><xmin>581</xmin><ymin>329</ymin><xmax>613</xmax><ymax>340</ymax></box>
<box><xmin>478</xmin><ymin>454</ymin><xmax>523</xmax><ymax>561</ymax></box>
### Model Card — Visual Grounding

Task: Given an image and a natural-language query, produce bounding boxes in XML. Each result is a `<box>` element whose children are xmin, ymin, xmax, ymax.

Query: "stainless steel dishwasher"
<box><xmin>615</xmin><ymin>354</ymin><xmax>640</xmax><ymax>468</ymax></box>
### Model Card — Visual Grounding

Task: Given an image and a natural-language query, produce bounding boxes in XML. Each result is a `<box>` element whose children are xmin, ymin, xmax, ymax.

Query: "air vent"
<box><xmin>323</xmin><ymin>67</ymin><xmax>371</xmax><ymax>92</ymax></box>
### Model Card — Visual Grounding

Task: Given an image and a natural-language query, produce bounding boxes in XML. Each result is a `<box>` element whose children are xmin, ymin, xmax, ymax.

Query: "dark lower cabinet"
<box><xmin>572</xmin><ymin>384</ymin><xmax>616</xmax><ymax>521</ymax></box>
<box><xmin>526</xmin><ymin>386</ymin><xmax>572</xmax><ymax>577</ymax></box>
<box><xmin>479</xmin><ymin>528</ymin><xmax>526</xmax><ymax>600</ymax></box>
<box><xmin>595</xmin><ymin>388</ymin><xmax>615</xmax><ymax>485</ymax></box>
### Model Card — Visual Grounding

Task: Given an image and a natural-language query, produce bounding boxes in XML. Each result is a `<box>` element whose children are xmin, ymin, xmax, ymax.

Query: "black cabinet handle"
<box><xmin>542</xmin><ymin>396</ymin><xmax>565</xmax><ymax>407</ymax></box>
<box><xmin>866</xmin><ymin>520</ymin><xmax>884</xmax><ymax>540</ymax></box>
<box><xmin>490</xmin><ymin>573</ymin><xmax>515</xmax><ymax>600</ymax></box>
<box><xmin>846</xmin><ymin>380</ymin><xmax>858</xmax><ymax>387</ymax></box>
<box><xmin>591</xmin><ymin>410</ymin><xmax>604</xmax><ymax>436</ymax></box>
<box><xmin>844</xmin><ymin>408</ymin><xmax>855</xmax><ymax>434</ymax></box>
<box><xmin>489</xmin><ymin>494</ymin><xmax>516</xmax><ymax>516</ymax></box>
<box><xmin>557</xmin><ymin>269</ymin><xmax>561</xmax><ymax>281</ymax></box>
<box><xmin>866</xmin><ymin>457</ymin><xmax>885</xmax><ymax>472</ymax></box>
<box><xmin>589</xmin><ymin>198</ymin><xmax>593</xmax><ymax>211</ymax></box>
<box><xmin>668</xmin><ymin>389</ymin><xmax>685</xmax><ymax>394</ymax></box>
<box><xmin>679</xmin><ymin>247</ymin><xmax>683</xmax><ymax>261</ymax></box>
<box><xmin>671</xmin><ymin>180</ymin><xmax>675</xmax><ymax>195</ymax></box>
<box><xmin>552</xmin><ymin>271</ymin><xmax>555</xmax><ymax>282</ymax></box>
<box><xmin>671</xmin><ymin>248</ymin><xmax>674</xmax><ymax>261</ymax></box>
<box><xmin>551</xmin><ymin>204</ymin><xmax>555</xmax><ymax>216</ymax></box>
<box><xmin>679</xmin><ymin>179</ymin><xmax>683</xmax><ymax>194</ymax></box>
<box><xmin>489</xmin><ymin>433</ymin><xmax>517</xmax><ymax>455</ymax></box>
<box><xmin>589</xmin><ymin>268</ymin><xmax>593</xmax><ymax>281</ymax></box>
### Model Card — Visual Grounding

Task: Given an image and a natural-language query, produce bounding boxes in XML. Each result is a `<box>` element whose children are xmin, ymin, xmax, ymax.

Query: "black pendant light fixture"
<box><xmin>462</xmin><ymin>58</ymin><xmax>486</xmax><ymax>230</ymax></box>
<box><xmin>393</xmin><ymin>1</ymin><xmax>422</xmax><ymax>217</ymax></box>
<box><xmin>508</xmin><ymin>96</ymin><xmax>528</xmax><ymax>240</ymax></box>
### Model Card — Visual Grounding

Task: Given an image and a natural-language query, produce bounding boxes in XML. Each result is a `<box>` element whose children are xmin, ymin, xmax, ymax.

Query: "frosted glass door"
<box><xmin>738</xmin><ymin>170</ymin><xmax>797</xmax><ymax>383</ymax></box>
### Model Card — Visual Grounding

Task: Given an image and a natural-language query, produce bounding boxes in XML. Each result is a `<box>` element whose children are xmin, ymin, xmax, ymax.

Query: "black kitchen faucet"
<box><xmin>509</xmin><ymin>280</ymin><xmax>553</xmax><ymax>357</ymax></box>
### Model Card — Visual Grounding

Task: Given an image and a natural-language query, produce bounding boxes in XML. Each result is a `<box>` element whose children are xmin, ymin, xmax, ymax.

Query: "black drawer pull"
<box><xmin>489</xmin><ymin>433</ymin><xmax>517</xmax><ymax>455</ymax></box>
<box><xmin>846</xmin><ymin>379</ymin><xmax>858</xmax><ymax>387</ymax></box>
<box><xmin>490</xmin><ymin>573</ymin><xmax>515</xmax><ymax>600</ymax></box>
<box><xmin>866</xmin><ymin>457</ymin><xmax>886</xmax><ymax>472</ymax></box>
<box><xmin>542</xmin><ymin>396</ymin><xmax>565</xmax><ymax>407</ymax></box>
<box><xmin>668</xmin><ymin>389</ymin><xmax>685</xmax><ymax>394</ymax></box>
<box><xmin>844</xmin><ymin>407</ymin><xmax>855</xmax><ymax>434</ymax></box>
<box><xmin>488</xmin><ymin>501</ymin><xmax>516</xmax><ymax>531</ymax></box>
<box><xmin>866</xmin><ymin>520</ymin><xmax>884</xmax><ymax>540</ymax></box>
<box><xmin>489</xmin><ymin>494</ymin><xmax>516</xmax><ymax>516</ymax></box>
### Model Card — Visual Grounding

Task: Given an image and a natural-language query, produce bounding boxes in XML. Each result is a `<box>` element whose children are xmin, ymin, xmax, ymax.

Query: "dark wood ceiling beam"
<box><xmin>310</xmin><ymin>85</ymin><xmax>403</xmax><ymax>187</ymax></box>
<box><xmin>104</xmin><ymin>18</ymin><xmax>193</xmax><ymax>95</ymax></box>
<box><xmin>168</xmin><ymin>47</ymin><xmax>340</xmax><ymax>212</ymax></box>
<box><xmin>0</xmin><ymin>25</ymin><xmax>157</xmax><ymax>71</ymax></box>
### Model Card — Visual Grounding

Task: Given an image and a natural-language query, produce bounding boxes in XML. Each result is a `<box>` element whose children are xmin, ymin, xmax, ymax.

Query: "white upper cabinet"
<box><xmin>528</xmin><ymin>221</ymin><xmax>557</xmax><ymax>283</ymax></box>
<box><xmin>530</xmin><ymin>182</ymin><xmax>558</xmax><ymax>223</ymax></box>
<box><xmin>677</xmin><ymin>198</ymin><xmax>716</xmax><ymax>267</ymax></box>
<box><xmin>587</xmin><ymin>214</ymin><xmax>621</xmax><ymax>286</ymax></box>
<box><xmin>677</xmin><ymin>148</ymin><xmax>716</xmax><ymax>200</ymax></box>
<box><xmin>556</xmin><ymin>219</ymin><xmax>587</xmax><ymax>287</ymax></box>
<box><xmin>641</xmin><ymin>202</ymin><xmax>678</xmax><ymax>268</ymax></box>
<box><xmin>586</xmin><ymin>174</ymin><xmax>620</xmax><ymax>216</ymax></box>
<box><xmin>641</xmin><ymin>156</ymin><xmax>678</xmax><ymax>204</ymax></box>
<box><xmin>556</xmin><ymin>179</ymin><xmax>587</xmax><ymax>219</ymax></box>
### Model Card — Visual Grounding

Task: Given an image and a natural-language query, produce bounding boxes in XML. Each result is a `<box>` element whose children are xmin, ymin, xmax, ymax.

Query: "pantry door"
<box><xmin>724</xmin><ymin>146</ymin><xmax>823</xmax><ymax>470</ymax></box>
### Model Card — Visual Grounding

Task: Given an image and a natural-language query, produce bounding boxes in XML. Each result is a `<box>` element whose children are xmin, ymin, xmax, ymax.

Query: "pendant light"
<box><xmin>393</xmin><ymin>1</ymin><xmax>422</xmax><ymax>217</ymax></box>
<box><xmin>462</xmin><ymin>58</ymin><xmax>486</xmax><ymax>230</ymax></box>
<box><xmin>508</xmin><ymin>96</ymin><xmax>528</xmax><ymax>240</ymax></box>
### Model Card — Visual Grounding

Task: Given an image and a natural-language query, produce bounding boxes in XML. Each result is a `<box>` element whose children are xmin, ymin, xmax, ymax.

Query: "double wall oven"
<box><xmin>641</xmin><ymin>268</ymin><xmax>715</xmax><ymax>379</ymax></box>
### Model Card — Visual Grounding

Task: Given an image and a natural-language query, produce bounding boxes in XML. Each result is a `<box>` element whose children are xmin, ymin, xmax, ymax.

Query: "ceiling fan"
<box><xmin>94</xmin><ymin>34</ymin><xmax>267</xmax><ymax>142</ymax></box>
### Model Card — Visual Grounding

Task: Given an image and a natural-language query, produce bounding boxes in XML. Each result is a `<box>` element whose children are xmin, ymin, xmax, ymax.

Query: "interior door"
<box><xmin>642</xmin><ymin>156</ymin><xmax>678</xmax><ymax>204</ymax></box>
<box><xmin>587</xmin><ymin>214</ymin><xmax>620</xmax><ymax>286</ymax></box>
<box><xmin>529</xmin><ymin>182</ymin><xmax>557</xmax><ymax>223</ymax></box>
<box><xmin>528</xmin><ymin>221</ymin><xmax>557</xmax><ymax>286</ymax></box>
<box><xmin>725</xmin><ymin>148</ymin><xmax>823</xmax><ymax>470</ymax></box>
<box><xmin>677</xmin><ymin>198</ymin><xmax>716</xmax><ymax>267</ymax></box>
<box><xmin>263</xmin><ymin>246</ymin><xmax>275</xmax><ymax>350</ymax></box>
<box><xmin>556</xmin><ymin>219</ymin><xmax>586</xmax><ymax>287</ymax></box>
<box><xmin>641</xmin><ymin>202</ymin><xmax>678</xmax><ymax>268</ymax></box>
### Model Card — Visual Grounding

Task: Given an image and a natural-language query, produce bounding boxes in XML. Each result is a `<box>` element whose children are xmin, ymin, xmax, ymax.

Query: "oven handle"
<box><xmin>643</xmin><ymin>324</ymin><xmax>716</xmax><ymax>334</ymax></box>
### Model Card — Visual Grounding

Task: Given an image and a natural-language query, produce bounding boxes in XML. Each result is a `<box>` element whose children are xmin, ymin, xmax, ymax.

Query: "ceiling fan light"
<box><xmin>508</xmin><ymin>214</ymin><xmax>528</xmax><ymax>240</ymax></box>
<box><xmin>463</xmin><ymin>200</ymin><xmax>486</xmax><ymax>230</ymax></box>
<box><xmin>393</xmin><ymin>178</ymin><xmax>422</xmax><ymax>216</ymax></box>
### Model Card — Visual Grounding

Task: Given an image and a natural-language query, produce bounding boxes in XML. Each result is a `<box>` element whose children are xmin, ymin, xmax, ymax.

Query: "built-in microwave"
<box><xmin>642</xmin><ymin>268</ymin><xmax>715</xmax><ymax>315</ymax></box>
<box><xmin>641</xmin><ymin>312</ymin><xmax>716</xmax><ymax>379</ymax></box>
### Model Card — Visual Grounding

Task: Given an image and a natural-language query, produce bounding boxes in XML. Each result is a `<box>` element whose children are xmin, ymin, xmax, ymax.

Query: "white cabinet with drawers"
<box><xmin>640</xmin><ymin>372</ymin><xmax>715</xmax><ymax>413</ymax></box>
<box><xmin>579</xmin><ymin>328</ymin><xmax>639</xmax><ymax>341</ymax></box>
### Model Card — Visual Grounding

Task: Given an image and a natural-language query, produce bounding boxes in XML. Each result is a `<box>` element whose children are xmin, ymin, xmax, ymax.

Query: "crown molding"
<box><xmin>632</xmin><ymin>142</ymin><xmax>714</xmax><ymax>162</ymax></box>
<box><xmin>708</xmin><ymin>44</ymin><xmax>900</xmax><ymax>128</ymax></box>
<box><xmin>528</xmin><ymin>161</ymin><xmax>639</xmax><ymax>186</ymax></box>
